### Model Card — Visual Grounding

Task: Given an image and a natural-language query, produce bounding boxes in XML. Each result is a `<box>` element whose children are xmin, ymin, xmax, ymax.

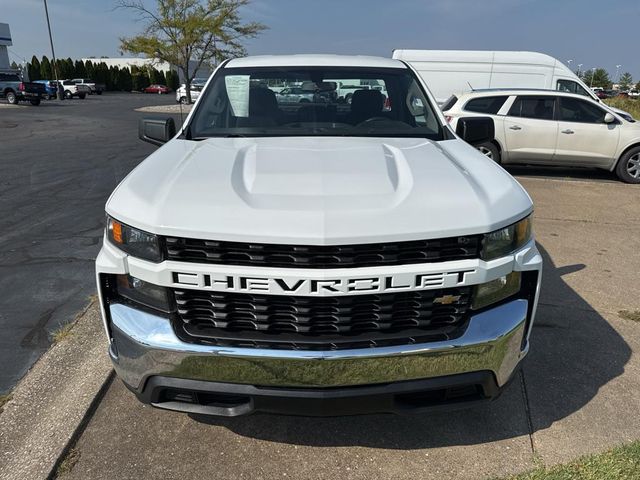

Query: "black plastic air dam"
<box><xmin>128</xmin><ymin>370</ymin><xmax>516</xmax><ymax>417</ymax></box>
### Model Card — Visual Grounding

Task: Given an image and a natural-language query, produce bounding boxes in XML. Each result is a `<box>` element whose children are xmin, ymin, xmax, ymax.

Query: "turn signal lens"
<box><xmin>111</xmin><ymin>220</ymin><xmax>123</xmax><ymax>244</ymax></box>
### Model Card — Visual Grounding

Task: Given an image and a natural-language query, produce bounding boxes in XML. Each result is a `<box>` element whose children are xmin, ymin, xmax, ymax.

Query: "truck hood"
<box><xmin>107</xmin><ymin>137</ymin><xmax>532</xmax><ymax>244</ymax></box>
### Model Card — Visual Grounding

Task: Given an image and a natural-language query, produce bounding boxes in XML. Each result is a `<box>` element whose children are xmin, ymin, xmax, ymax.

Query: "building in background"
<box><xmin>81</xmin><ymin>57</ymin><xmax>212</xmax><ymax>83</ymax></box>
<box><xmin>0</xmin><ymin>23</ymin><xmax>12</xmax><ymax>72</ymax></box>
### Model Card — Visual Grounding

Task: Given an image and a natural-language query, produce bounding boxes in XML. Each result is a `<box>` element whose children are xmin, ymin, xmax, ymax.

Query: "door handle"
<box><xmin>561</xmin><ymin>129</ymin><xmax>575</xmax><ymax>134</ymax></box>
<box><xmin>509</xmin><ymin>125</ymin><xmax>522</xmax><ymax>130</ymax></box>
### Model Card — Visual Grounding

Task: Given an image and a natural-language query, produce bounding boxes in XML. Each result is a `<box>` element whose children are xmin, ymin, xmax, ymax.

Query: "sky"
<box><xmin>4</xmin><ymin>0</ymin><xmax>640</xmax><ymax>81</ymax></box>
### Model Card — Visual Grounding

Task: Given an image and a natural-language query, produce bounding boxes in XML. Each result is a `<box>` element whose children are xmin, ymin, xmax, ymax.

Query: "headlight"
<box><xmin>472</xmin><ymin>271</ymin><xmax>521</xmax><ymax>310</ymax></box>
<box><xmin>482</xmin><ymin>215</ymin><xmax>532</xmax><ymax>261</ymax></box>
<box><xmin>115</xmin><ymin>274</ymin><xmax>172</xmax><ymax>313</ymax></box>
<box><xmin>107</xmin><ymin>216</ymin><xmax>163</xmax><ymax>262</ymax></box>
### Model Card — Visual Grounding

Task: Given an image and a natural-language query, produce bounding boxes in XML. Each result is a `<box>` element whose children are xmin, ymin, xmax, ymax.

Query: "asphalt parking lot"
<box><xmin>2</xmin><ymin>94</ymin><xmax>639</xmax><ymax>479</ymax></box>
<box><xmin>0</xmin><ymin>93</ymin><xmax>180</xmax><ymax>393</ymax></box>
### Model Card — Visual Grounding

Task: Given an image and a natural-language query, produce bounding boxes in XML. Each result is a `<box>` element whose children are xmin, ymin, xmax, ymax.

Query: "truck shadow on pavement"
<box><xmin>191</xmin><ymin>243</ymin><xmax>631</xmax><ymax>449</ymax></box>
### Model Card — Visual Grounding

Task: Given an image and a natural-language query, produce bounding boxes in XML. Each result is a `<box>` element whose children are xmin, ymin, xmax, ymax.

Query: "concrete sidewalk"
<box><xmin>52</xmin><ymin>176</ymin><xmax>640</xmax><ymax>479</ymax></box>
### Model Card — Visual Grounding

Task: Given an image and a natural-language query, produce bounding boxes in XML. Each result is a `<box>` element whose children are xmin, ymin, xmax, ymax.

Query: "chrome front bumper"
<box><xmin>109</xmin><ymin>298</ymin><xmax>530</xmax><ymax>393</ymax></box>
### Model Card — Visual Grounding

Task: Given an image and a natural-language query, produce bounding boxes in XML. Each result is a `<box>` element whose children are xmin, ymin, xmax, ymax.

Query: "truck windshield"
<box><xmin>188</xmin><ymin>66</ymin><xmax>443</xmax><ymax>140</ymax></box>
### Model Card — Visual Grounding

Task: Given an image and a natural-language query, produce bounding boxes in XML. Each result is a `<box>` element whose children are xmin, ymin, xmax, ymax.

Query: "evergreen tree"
<box><xmin>29</xmin><ymin>56</ymin><xmax>41</xmax><ymax>80</ymax></box>
<box><xmin>618</xmin><ymin>72</ymin><xmax>633</xmax><ymax>91</ymax></box>
<box><xmin>166</xmin><ymin>69</ymin><xmax>180</xmax><ymax>90</ymax></box>
<box><xmin>119</xmin><ymin>67</ymin><xmax>133</xmax><ymax>91</ymax></box>
<box><xmin>74</xmin><ymin>60</ymin><xmax>87</xmax><ymax>78</ymax></box>
<box><xmin>40</xmin><ymin>56</ymin><xmax>53</xmax><ymax>79</ymax></box>
<box><xmin>148</xmin><ymin>67</ymin><xmax>161</xmax><ymax>85</ymax></box>
<box><xmin>85</xmin><ymin>61</ymin><xmax>95</xmax><ymax>81</ymax></box>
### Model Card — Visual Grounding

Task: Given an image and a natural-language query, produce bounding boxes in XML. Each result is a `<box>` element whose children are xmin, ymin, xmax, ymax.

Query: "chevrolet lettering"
<box><xmin>96</xmin><ymin>55</ymin><xmax>542</xmax><ymax>417</ymax></box>
<box><xmin>170</xmin><ymin>270</ymin><xmax>478</xmax><ymax>295</ymax></box>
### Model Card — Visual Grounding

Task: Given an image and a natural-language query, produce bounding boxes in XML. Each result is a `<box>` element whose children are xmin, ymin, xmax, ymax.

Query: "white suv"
<box><xmin>443</xmin><ymin>89</ymin><xmax>640</xmax><ymax>183</ymax></box>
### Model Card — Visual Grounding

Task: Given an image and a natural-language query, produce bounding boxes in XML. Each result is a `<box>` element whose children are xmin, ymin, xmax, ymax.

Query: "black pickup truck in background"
<box><xmin>0</xmin><ymin>72</ymin><xmax>47</xmax><ymax>105</ymax></box>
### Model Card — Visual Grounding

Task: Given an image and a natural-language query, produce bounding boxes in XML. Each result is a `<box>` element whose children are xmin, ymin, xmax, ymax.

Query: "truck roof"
<box><xmin>226</xmin><ymin>54</ymin><xmax>405</xmax><ymax>69</ymax></box>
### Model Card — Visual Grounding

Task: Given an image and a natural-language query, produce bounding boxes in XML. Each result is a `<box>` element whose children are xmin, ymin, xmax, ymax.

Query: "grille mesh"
<box><xmin>165</xmin><ymin>236</ymin><xmax>481</xmax><ymax>269</ymax></box>
<box><xmin>174</xmin><ymin>287</ymin><xmax>472</xmax><ymax>350</ymax></box>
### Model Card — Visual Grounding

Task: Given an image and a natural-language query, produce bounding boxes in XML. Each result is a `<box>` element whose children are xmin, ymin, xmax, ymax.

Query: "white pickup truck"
<box><xmin>71</xmin><ymin>78</ymin><xmax>105</xmax><ymax>95</ymax></box>
<box><xmin>60</xmin><ymin>79</ymin><xmax>91</xmax><ymax>99</ymax></box>
<box><xmin>96</xmin><ymin>55</ymin><xmax>542</xmax><ymax>417</ymax></box>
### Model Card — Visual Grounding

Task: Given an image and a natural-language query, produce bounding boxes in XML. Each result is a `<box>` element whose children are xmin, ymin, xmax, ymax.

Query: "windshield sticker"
<box><xmin>225</xmin><ymin>75</ymin><xmax>250</xmax><ymax>117</ymax></box>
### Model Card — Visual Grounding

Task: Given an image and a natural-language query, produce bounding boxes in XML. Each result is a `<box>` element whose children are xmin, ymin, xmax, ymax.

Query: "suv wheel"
<box><xmin>616</xmin><ymin>147</ymin><xmax>640</xmax><ymax>184</ymax></box>
<box><xmin>6</xmin><ymin>90</ymin><xmax>17</xmax><ymax>104</ymax></box>
<box><xmin>476</xmin><ymin>142</ymin><xmax>501</xmax><ymax>163</ymax></box>
<box><xmin>64</xmin><ymin>90</ymin><xmax>73</xmax><ymax>100</ymax></box>
<box><xmin>179</xmin><ymin>96</ymin><xmax>188</xmax><ymax>104</ymax></box>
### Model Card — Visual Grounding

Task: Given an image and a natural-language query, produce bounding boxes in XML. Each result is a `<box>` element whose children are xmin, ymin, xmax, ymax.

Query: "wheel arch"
<box><xmin>612</xmin><ymin>142</ymin><xmax>640</xmax><ymax>172</ymax></box>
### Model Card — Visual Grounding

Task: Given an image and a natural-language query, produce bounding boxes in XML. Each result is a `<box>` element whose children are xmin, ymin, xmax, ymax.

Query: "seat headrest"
<box><xmin>351</xmin><ymin>89</ymin><xmax>383</xmax><ymax>116</ymax></box>
<box><xmin>249</xmin><ymin>88</ymin><xmax>278</xmax><ymax>116</ymax></box>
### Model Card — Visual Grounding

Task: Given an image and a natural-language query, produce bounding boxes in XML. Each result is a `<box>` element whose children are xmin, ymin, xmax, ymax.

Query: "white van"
<box><xmin>393</xmin><ymin>50</ymin><xmax>633</xmax><ymax>120</ymax></box>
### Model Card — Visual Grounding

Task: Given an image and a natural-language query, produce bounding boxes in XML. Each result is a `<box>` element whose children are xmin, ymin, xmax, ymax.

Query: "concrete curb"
<box><xmin>0</xmin><ymin>301</ymin><xmax>113</xmax><ymax>480</ymax></box>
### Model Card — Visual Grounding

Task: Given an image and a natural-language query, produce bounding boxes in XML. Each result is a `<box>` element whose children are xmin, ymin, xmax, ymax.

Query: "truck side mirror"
<box><xmin>604</xmin><ymin>112</ymin><xmax>616</xmax><ymax>124</ymax></box>
<box><xmin>455</xmin><ymin>116</ymin><xmax>495</xmax><ymax>145</ymax></box>
<box><xmin>139</xmin><ymin>117</ymin><xmax>176</xmax><ymax>146</ymax></box>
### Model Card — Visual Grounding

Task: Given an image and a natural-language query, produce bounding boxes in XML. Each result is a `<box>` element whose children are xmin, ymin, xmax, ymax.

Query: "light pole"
<box><xmin>577</xmin><ymin>64</ymin><xmax>583</xmax><ymax>76</ymax></box>
<box><xmin>567</xmin><ymin>59</ymin><xmax>573</xmax><ymax>68</ymax></box>
<box><xmin>615</xmin><ymin>64</ymin><xmax>622</xmax><ymax>84</ymax></box>
<box><xmin>590</xmin><ymin>67</ymin><xmax>596</xmax><ymax>88</ymax></box>
<box><xmin>43</xmin><ymin>0</ymin><xmax>63</xmax><ymax>100</ymax></box>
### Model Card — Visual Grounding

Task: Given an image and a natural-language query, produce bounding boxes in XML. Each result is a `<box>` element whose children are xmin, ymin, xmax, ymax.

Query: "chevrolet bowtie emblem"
<box><xmin>433</xmin><ymin>294</ymin><xmax>461</xmax><ymax>305</ymax></box>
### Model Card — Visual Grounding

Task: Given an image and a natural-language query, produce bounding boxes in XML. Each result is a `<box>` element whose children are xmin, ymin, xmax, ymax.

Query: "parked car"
<box><xmin>60</xmin><ymin>79</ymin><xmax>91</xmax><ymax>99</ymax></box>
<box><xmin>443</xmin><ymin>89</ymin><xmax>640</xmax><ymax>183</ymax></box>
<box><xmin>596</xmin><ymin>90</ymin><xmax>608</xmax><ymax>99</ymax></box>
<box><xmin>71</xmin><ymin>78</ymin><xmax>105</xmax><ymax>95</ymax></box>
<box><xmin>629</xmin><ymin>90</ymin><xmax>640</xmax><ymax>98</ymax></box>
<box><xmin>392</xmin><ymin>49</ymin><xmax>635</xmax><ymax>121</ymax></box>
<box><xmin>144</xmin><ymin>84</ymin><xmax>171</xmax><ymax>94</ymax></box>
<box><xmin>0</xmin><ymin>72</ymin><xmax>46</xmax><ymax>105</ymax></box>
<box><xmin>175</xmin><ymin>83</ymin><xmax>205</xmax><ymax>104</ymax></box>
<box><xmin>275</xmin><ymin>86</ymin><xmax>315</xmax><ymax>103</ymax></box>
<box><xmin>97</xmin><ymin>54</ymin><xmax>542</xmax><ymax>417</ymax></box>
<box><xmin>33</xmin><ymin>79</ymin><xmax>59</xmax><ymax>100</ymax></box>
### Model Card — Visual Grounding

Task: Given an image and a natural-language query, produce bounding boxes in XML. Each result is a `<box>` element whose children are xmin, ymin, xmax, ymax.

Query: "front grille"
<box><xmin>173</xmin><ymin>287</ymin><xmax>472</xmax><ymax>350</ymax></box>
<box><xmin>165</xmin><ymin>236</ymin><xmax>481</xmax><ymax>269</ymax></box>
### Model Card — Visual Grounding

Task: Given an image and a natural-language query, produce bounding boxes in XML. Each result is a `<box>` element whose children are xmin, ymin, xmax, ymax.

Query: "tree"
<box><xmin>85</xmin><ymin>60</ymin><xmax>95</xmax><ymax>81</ymax></box>
<box><xmin>29</xmin><ymin>56</ymin><xmax>41</xmax><ymax>80</ymax></box>
<box><xmin>131</xmin><ymin>65</ymin><xmax>151</xmax><ymax>90</ymax></box>
<box><xmin>618</xmin><ymin>72</ymin><xmax>633</xmax><ymax>91</ymax></box>
<box><xmin>582</xmin><ymin>68</ymin><xmax>611</xmax><ymax>89</ymax></box>
<box><xmin>117</xmin><ymin>0</ymin><xmax>266</xmax><ymax>103</ymax></box>
<box><xmin>74</xmin><ymin>60</ymin><xmax>87</xmax><ymax>78</ymax></box>
<box><xmin>40</xmin><ymin>56</ymin><xmax>53</xmax><ymax>80</ymax></box>
<box><xmin>10</xmin><ymin>61</ymin><xmax>19</xmax><ymax>70</ymax></box>
<box><xmin>166</xmin><ymin>69</ymin><xmax>180</xmax><ymax>90</ymax></box>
